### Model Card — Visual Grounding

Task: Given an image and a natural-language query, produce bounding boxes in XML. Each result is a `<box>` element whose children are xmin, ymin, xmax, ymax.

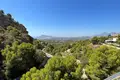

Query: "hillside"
<box><xmin>0</xmin><ymin>10</ymin><xmax>33</xmax><ymax>79</ymax></box>
<box><xmin>0</xmin><ymin>10</ymin><xmax>33</xmax><ymax>49</ymax></box>
<box><xmin>0</xmin><ymin>10</ymin><xmax>27</xmax><ymax>33</ymax></box>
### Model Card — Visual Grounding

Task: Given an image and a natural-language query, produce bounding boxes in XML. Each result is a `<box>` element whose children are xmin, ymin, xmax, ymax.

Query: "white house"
<box><xmin>113</xmin><ymin>38</ymin><xmax>118</xmax><ymax>42</ymax></box>
<box><xmin>105</xmin><ymin>37</ymin><xmax>118</xmax><ymax>43</ymax></box>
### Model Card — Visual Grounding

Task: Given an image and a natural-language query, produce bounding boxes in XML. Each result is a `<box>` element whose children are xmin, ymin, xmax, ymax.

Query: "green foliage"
<box><xmin>117</xmin><ymin>35</ymin><xmax>120</xmax><ymax>44</ymax></box>
<box><xmin>0</xmin><ymin>10</ymin><xmax>27</xmax><ymax>33</ymax></box>
<box><xmin>44</xmin><ymin>42</ymin><xmax>72</xmax><ymax>55</ymax></box>
<box><xmin>91</xmin><ymin>36</ymin><xmax>108</xmax><ymax>45</ymax></box>
<box><xmin>99</xmin><ymin>36</ymin><xmax>108</xmax><ymax>43</ymax></box>
<box><xmin>34</xmin><ymin>49</ymin><xmax>47</xmax><ymax>67</ymax></box>
<box><xmin>5</xmin><ymin>26</ymin><xmax>22</xmax><ymax>44</ymax></box>
<box><xmin>0</xmin><ymin>10</ymin><xmax>33</xmax><ymax>79</ymax></box>
<box><xmin>21</xmin><ymin>56</ymin><xmax>82</xmax><ymax>80</ymax></box>
<box><xmin>86</xmin><ymin>45</ymin><xmax>120</xmax><ymax>80</ymax></box>
<box><xmin>0</xmin><ymin>26</ymin><xmax>33</xmax><ymax>49</ymax></box>
<box><xmin>70</xmin><ymin>40</ymin><xmax>90</xmax><ymax>53</ymax></box>
<box><xmin>1</xmin><ymin>42</ymin><xmax>46</xmax><ymax>79</ymax></box>
<box><xmin>0</xmin><ymin>10</ymin><xmax>33</xmax><ymax>49</ymax></box>
<box><xmin>0</xmin><ymin>10</ymin><xmax>4</xmax><ymax>16</ymax></box>
<box><xmin>33</xmin><ymin>40</ymin><xmax>45</xmax><ymax>50</ymax></box>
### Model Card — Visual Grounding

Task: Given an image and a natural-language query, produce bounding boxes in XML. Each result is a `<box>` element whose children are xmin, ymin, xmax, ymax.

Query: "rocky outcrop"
<box><xmin>0</xmin><ymin>10</ymin><xmax>27</xmax><ymax>33</ymax></box>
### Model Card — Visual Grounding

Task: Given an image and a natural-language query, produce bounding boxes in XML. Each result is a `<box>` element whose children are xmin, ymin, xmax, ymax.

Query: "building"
<box><xmin>105</xmin><ymin>33</ymin><xmax>119</xmax><ymax>43</ymax></box>
<box><xmin>105</xmin><ymin>38</ymin><xmax>118</xmax><ymax>43</ymax></box>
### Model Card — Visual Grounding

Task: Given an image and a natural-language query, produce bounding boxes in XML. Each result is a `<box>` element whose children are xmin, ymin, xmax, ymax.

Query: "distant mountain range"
<box><xmin>35</xmin><ymin>35</ymin><xmax>91</xmax><ymax>41</ymax></box>
<box><xmin>95</xmin><ymin>32</ymin><xmax>119</xmax><ymax>37</ymax></box>
<box><xmin>95</xmin><ymin>32</ymin><xmax>111</xmax><ymax>37</ymax></box>
<box><xmin>35</xmin><ymin>32</ymin><xmax>119</xmax><ymax>41</ymax></box>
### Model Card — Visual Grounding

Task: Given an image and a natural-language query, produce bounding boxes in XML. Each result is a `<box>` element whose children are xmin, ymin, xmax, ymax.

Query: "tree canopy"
<box><xmin>21</xmin><ymin>56</ymin><xmax>83</xmax><ymax>80</ymax></box>
<box><xmin>2</xmin><ymin>42</ymin><xmax>46</xmax><ymax>79</ymax></box>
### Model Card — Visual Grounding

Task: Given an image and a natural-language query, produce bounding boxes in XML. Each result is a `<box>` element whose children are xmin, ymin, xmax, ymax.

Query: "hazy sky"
<box><xmin>0</xmin><ymin>0</ymin><xmax>120</xmax><ymax>37</ymax></box>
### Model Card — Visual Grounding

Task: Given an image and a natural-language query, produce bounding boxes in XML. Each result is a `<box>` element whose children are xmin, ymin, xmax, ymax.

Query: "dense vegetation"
<box><xmin>0</xmin><ymin>10</ymin><xmax>120</xmax><ymax>80</ymax></box>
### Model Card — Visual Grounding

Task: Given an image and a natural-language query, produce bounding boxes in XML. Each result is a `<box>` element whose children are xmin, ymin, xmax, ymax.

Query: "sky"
<box><xmin>0</xmin><ymin>0</ymin><xmax>120</xmax><ymax>37</ymax></box>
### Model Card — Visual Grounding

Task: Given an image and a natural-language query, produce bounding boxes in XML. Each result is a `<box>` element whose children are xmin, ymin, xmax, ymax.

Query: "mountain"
<box><xmin>95</xmin><ymin>32</ymin><xmax>120</xmax><ymax>37</ymax></box>
<box><xmin>37</xmin><ymin>32</ymin><xmax>120</xmax><ymax>41</ymax></box>
<box><xmin>0</xmin><ymin>10</ymin><xmax>33</xmax><ymax>49</ymax></box>
<box><xmin>95</xmin><ymin>32</ymin><xmax>110</xmax><ymax>36</ymax></box>
<box><xmin>36</xmin><ymin>35</ymin><xmax>54</xmax><ymax>39</ymax></box>
<box><xmin>0</xmin><ymin>10</ymin><xmax>34</xmax><ymax>79</ymax></box>
<box><xmin>36</xmin><ymin>35</ymin><xmax>91</xmax><ymax>41</ymax></box>
<box><xmin>0</xmin><ymin>10</ymin><xmax>28</xmax><ymax>33</ymax></box>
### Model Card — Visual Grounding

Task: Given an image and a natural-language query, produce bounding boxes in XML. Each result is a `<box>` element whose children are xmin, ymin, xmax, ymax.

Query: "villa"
<box><xmin>105</xmin><ymin>33</ymin><xmax>118</xmax><ymax>43</ymax></box>
<box><xmin>105</xmin><ymin>37</ymin><xmax>118</xmax><ymax>43</ymax></box>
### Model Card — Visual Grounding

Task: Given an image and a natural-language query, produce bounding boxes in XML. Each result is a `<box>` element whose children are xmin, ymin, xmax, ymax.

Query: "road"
<box><xmin>42</xmin><ymin>49</ymin><xmax>53</xmax><ymax>58</ymax></box>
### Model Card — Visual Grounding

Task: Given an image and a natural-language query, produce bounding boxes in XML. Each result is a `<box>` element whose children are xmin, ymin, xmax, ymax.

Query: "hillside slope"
<box><xmin>0</xmin><ymin>10</ymin><xmax>33</xmax><ymax>79</ymax></box>
<box><xmin>0</xmin><ymin>10</ymin><xmax>33</xmax><ymax>48</ymax></box>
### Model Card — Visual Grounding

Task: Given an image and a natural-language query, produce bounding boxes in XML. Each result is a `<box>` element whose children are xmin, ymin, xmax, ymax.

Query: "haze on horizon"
<box><xmin>0</xmin><ymin>0</ymin><xmax>120</xmax><ymax>37</ymax></box>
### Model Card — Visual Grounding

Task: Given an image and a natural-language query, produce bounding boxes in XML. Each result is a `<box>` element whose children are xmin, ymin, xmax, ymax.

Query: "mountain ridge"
<box><xmin>35</xmin><ymin>32</ymin><xmax>120</xmax><ymax>41</ymax></box>
<box><xmin>35</xmin><ymin>35</ymin><xmax>91</xmax><ymax>41</ymax></box>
